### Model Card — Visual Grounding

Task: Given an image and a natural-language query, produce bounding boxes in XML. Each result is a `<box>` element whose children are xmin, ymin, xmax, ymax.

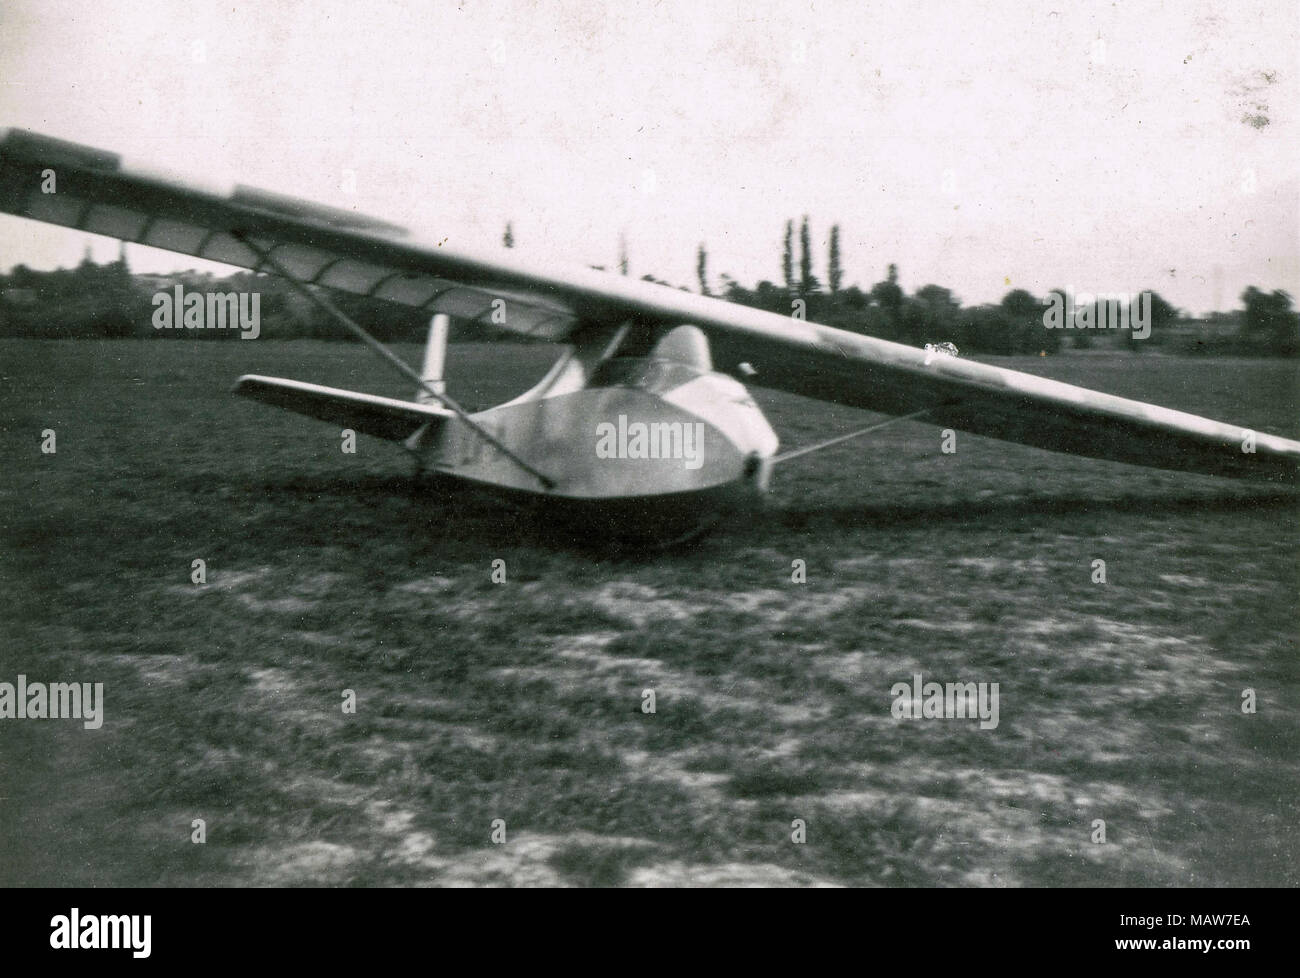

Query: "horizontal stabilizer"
<box><xmin>233</xmin><ymin>375</ymin><xmax>452</xmax><ymax>442</ymax></box>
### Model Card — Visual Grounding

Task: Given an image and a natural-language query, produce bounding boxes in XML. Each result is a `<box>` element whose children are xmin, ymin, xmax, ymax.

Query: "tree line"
<box><xmin>693</xmin><ymin>216</ymin><xmax>1298</xmax><ymax>356</ymax></box>
<box><xmin>1</xmin><ymin>230</ymin><xmax>1296</xmax><ymax>356</ymax></box>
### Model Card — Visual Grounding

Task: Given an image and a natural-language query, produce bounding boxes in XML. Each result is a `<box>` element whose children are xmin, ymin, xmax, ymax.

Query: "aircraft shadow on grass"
<box><xmin>770</xmin><ymin>488</ymin><xmax>1299</xmax><ymax>534</ymax></box>
<box><xmin>199</xmin><ymin>471</ymin><xmax>1299</xmax><ymax>555</ymax></box>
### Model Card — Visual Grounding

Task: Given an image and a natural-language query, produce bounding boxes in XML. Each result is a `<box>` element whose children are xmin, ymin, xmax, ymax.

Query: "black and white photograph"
<box><xmin>0</xmin><ymin>0</ymin><xmax>1295</xmax><ymax>923</ymax></box>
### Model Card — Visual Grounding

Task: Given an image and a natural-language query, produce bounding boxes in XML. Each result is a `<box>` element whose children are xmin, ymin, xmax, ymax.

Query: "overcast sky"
<box><xmin>1</xmin><ymin>0</ymin><xmax>1295</xmax><ymax>314</ymax></box>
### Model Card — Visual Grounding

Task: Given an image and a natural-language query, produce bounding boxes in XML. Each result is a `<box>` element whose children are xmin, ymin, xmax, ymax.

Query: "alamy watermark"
<box><xmin>50</xmin><ymin>909</ymin><xmax>150</xmax><ymax>958</ymax></box>
<box><xmin>1043</xmin><ymin>288</ymin><xmax>1151</xmax><ymax>339</ymax></box>
<box><xmin>891</xmin><ymin>672</ymin><xmax>999</xmax><ymax>729</ymax></box>
<box><xmin>152</xmin><ymin>285</ymin><xmax>260</xmax><ymax>339</ymax></box>
<box><xmin>0</xmin><ymin>675</ymin><xmax>104</xmax><ymax>729</ymax></box>
<box><xmin>595</xmin><ymin>415</ymin><xmax>705</xmax><ymax>470</ymax></box>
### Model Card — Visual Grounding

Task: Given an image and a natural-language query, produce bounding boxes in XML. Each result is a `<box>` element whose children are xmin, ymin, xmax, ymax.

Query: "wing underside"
<box><xmin>0</xmin><ymin>129</ymin><xmax>581</xmax><ymax>340</ymax></box>
<box><xmin>2</xmin><ymin>127</ymin><xmax>1296</xmax><ymax>483</ymax></box>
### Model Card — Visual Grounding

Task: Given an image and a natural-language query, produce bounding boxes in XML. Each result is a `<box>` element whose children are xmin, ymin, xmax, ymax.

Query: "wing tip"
<box><xmin>0</xmin><ymin>127</ymin><xmax>121</xmax><ymax>171</ymax></box>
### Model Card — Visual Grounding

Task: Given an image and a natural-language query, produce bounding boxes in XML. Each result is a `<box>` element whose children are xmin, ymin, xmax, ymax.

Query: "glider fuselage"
<box><xmin>406</xmin><ymin>338</ymin><xmax>780</xmax><ymax>542</ymax></box>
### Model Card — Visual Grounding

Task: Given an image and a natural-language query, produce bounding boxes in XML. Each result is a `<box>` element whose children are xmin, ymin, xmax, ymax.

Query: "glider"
<box><xmin>1</xmin><ymin>128</ymin><xmax>1295</xmax><ymax>542</ymax></box>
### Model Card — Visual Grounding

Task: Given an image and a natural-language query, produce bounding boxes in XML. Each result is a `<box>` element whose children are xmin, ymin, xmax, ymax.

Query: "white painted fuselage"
<box><xmin>405</xmin><ymin>326</ymin><xmax>780</xmax><ymax>542</ymax></box>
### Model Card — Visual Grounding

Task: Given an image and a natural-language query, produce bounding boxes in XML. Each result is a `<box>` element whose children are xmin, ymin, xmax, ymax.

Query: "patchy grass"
<box><xmin>0</xmin><ymin>338</ymin><xmax>1296</xmax><ymax>886</ymax></box>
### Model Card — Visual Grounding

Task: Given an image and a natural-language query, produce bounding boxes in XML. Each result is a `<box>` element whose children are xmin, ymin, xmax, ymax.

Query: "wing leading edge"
<box><xmin>2</xmin><ymin>127</ymin><xmax>1295</xmax><ymax>483</ymax></box>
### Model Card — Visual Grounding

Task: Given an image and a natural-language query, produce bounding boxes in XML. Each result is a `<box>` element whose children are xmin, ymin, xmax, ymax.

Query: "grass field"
<box><xmin>1</xmin><ymin>337</ymin><xmax>1297</xmax><ymax>887</ymax></box>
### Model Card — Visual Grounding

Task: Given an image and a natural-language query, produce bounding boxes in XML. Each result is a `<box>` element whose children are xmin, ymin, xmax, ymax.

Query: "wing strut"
<box><xmin>235</xmin><ymin>234</ymin><xmax>555</xmax><ymax>490</ymax></box>
<box><xmin>773</xmin><ymin>408</ymin><xmax>935</xmax><ymax>465</ymax></box>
